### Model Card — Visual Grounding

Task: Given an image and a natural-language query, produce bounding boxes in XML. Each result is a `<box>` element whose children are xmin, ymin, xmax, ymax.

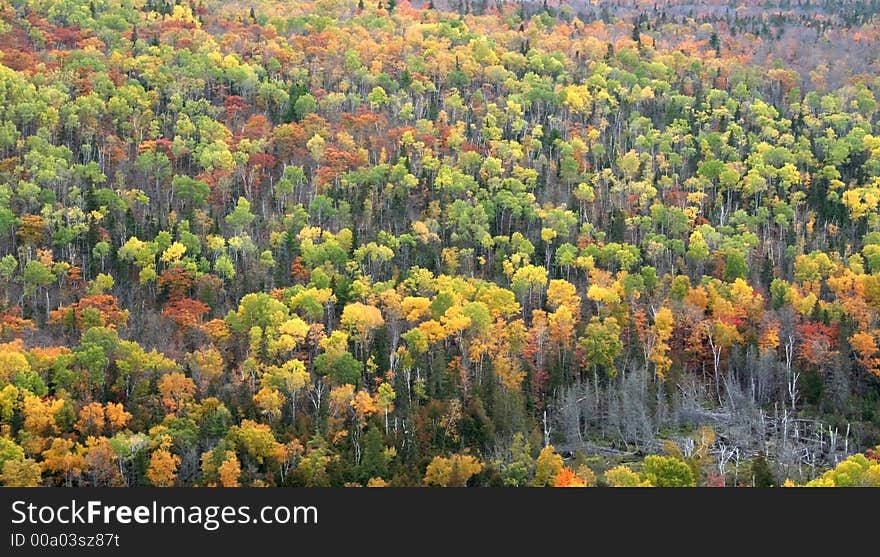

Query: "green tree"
<box><xmin>225</xmin><ymin>197</ymin><xmax>255</xmax><ymax>231</ymax></box>
<box><xmin>578</xmin><ymin>317</ymin><xmax>623</xmax><ymax>377</ymax></box>
<box><xmin>359</xmin><ymin>426</ymin><xmax>393</xmax><ymax>482</ymax></box>
<box><xmin>293</xmin><ymin>93</ymin><xmax>317</xmax><ymax>121</ymax></box>
<box><xmin>643</xmin><ymin>455</ymin><xmax>696</xmax><ymax>487</ymax></box>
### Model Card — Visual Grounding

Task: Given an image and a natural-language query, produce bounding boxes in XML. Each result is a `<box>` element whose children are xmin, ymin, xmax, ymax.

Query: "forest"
<box><xmin>0</xmin><ymin>0</ymin><xmax>879</xmax><ymax>487</ymax></box>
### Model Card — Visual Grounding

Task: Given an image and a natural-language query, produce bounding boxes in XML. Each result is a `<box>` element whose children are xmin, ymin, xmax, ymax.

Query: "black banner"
<box><xmin>0</xmin><ymin>487</ymin><xmax>874</xmax><ymax>555</ymax></box>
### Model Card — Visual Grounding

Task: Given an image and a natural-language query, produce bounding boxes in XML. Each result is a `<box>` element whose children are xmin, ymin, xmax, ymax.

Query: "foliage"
<box><xmin>0</xmin><ymin>0</ymin><xmax>878</xmax><ymax>488</ymax></box>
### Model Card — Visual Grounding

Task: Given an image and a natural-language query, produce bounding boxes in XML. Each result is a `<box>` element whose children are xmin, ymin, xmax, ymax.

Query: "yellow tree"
<box><xmin>41</xmin><ymin>438</ymin><xmax>85</xmax><ymax>487</ymax></box>
<box><xmin>1</xmin><ymin>458</ymin><xmax>42</xmax><ymax>487</ymax></box>
<box><xmin>218</xmin><ymin>451</ymin><xmax>242</xmax><ymax>487</ymax></box>
<box><xmin>185</xmin><ymin>346</ymin><xmax>225</xmax><ymax>394</ymax></box>
<box><xmin>423</xmin><ymin>453</ymin><xmax>483</xmax><ymax>486</ymax></box>
<box><xmin>548</xmin><ymin>305</ymin><xmax>577</xmax><ymax>369</ymax></box>
<box><xmin>586</xmin><ymin>268</ymin><xmax>622</xmax><ymax>312</ymax></box>
<box><xmin>157</xmin><ymin>372</ymin><xmax>196</xmax><ymax>415</ymax></box>
<box><xmin>351</xmin><ymin>389</ymin><xmax>378</xmax><ymax>425</ymax></box>
<box><xmin>650</xmin><ymin>307</ymin><xmax>675</xmax><ymax>380</ymax></box>
<box><xmin>253</xmin><ymin>386</ymin><xmax>285</xmax><ymax>422</ymax></box>
<box><xmin>533</xmin><ymin>445</ymin><xmax>564</xmax><ymax>486</ymax></box>
<box><xmin>510</xmin><ymin>264</ymin><xmax>548</xmax><ymax>318</ymax></box>
<box><xmin>376</xmin><ymin>382</ymin><xmax>396</xmax><ymax>434</ymax></box>
<box><xmin>0</xmin><ymin>340</ymin><xmax>30</xmax><ymax>384</ymax></box>
<box><xmin>75</xmin><ymin>402</ymin><xmax>106</xmax><ymax>437</ymax></box>
<box><xmin>340</xmin><ymin>302</ymin><xmax>385</xmax><ymax>361</ymax></box>
<box><xmin>850</xmin><ymin>331</ymin><xmax>880</xmax><ymax>378</ymax></box>
<box><xmin>350</xmin><ymin>389</ymin><xmax>378</xmax><ymax>464</ymax></box>
<box><xmin>805</xmin><ymin>450</ymin><xmax>880</xmax><ymax>486</ymax></box>
<box><xmin>104</xmin><ymin>402</ymin><xmax>132</xmax><ymax>432</ymax></box>
<box><xmin>262</xmin><ymin>359</ymin><xmax>310</xmax><ymax>420</ymax></box>
<box><xmin>578</xmin><ymin>316</ymin><xmax>623</xmax><ymax>378</ymax></box>
<box><xmin>401</xmin><ymin>296</ymin><xmax>431</xmax><ymax>322</ymax></box>
<box><xmin>147</xmin><ymin>444</ymin><xmax>180</xmax><ymax>487</ymax></box>
<box><xmin>21</xmin><ymin>394</ymin><xmax>64</xmax><ymax>454</ymax></box>
<box><xmin>546</xmin><ymin>279</ymin><xmax>581</xmax><ymax>316</ymax></box>
<box><xmin>605</xmin><ymin>465</ymin><xmax>652</xmax><ymax>487</ymax></box>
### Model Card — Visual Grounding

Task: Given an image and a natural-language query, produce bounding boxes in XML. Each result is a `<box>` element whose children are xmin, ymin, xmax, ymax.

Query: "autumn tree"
<box><xmin>424</xmin><ymin>453</ymin><xmax>483</xmax><ymax>487</ymax></box>
<box><xmin>533</xmin><ymin>445</ymin><xmax>564</xmax><ymax>486</ymax></box>
<box><xmin>157</xmin><ymin>372</ymin><xmax>196</xmax><ymax>415</ymax></box>
<box><xmin>147</xmin><ymin>447</ymin><xmax>180</xmax><ymax>487</ymax></box>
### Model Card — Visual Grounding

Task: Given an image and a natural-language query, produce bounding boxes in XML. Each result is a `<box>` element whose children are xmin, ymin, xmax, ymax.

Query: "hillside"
<box><xmin>0</xmin><ymin>0</ymin><xmax>879</xmax><ymax>487</ymax></box>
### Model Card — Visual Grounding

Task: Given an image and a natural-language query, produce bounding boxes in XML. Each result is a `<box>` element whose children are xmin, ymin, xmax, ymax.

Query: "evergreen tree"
<box><xmin>359</xmin><ymin>427</ymin><xmax>388</xmax><ymax>482</ymax></box>
<box><xmin>750</xmin><ymin>454</ymin><xmax>777</xmax><ymax>487</ymax></box>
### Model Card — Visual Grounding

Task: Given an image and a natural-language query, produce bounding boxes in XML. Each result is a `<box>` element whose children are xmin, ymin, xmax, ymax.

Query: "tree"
<box><xmin>218</xmin><ymin>451</ymin><xmax>242</xmax><ymax>487</ymax></box>
<box><xmin>806</xmin><ymin>450</ymin><xmax>880</xmax><ymax>487</ymax></box>
<box><xmin>297</xmin><ymin>440</ymin><xmax>331</xmax><ymax>487</ymax></box>
<box><xmin>340</xmin><ymin>302</ymin><xmax>385</xmax><ymax>358</ymax></box>
<box><xmin>533</xmin><ymin>445</ymin><xmax>564</xmax><ymax>486</ymax></box>
<box><xmin>702</xmin><ymin>319</ymin><xmax>743</xmax><ymax>403</ymax></box>
<box><xmin>359</xmin><ymin>426</ymin><xmax>393</xmax><ymax>482</ymax></box>
<box><xmin>750</xmin><ymin>454</ymin><xmax>777</xmax><ymax>487</ymax></box>
<box><xmin>254</xmin><ymin>387</ymin><xmax>285</xmax><ymax>422</ymax></box>
<box><xmin>225</xmin><ymin>197</ymin><xmax>255</xmax><ymax>231</ymax></box>
<box><xmin>850</xmin><ymin>332</ymin><xmax>880</xmax><ymax>378</ymax></box>
<box><xmin>84</xmin><ymin>436</ymin><xmax>125</xmax><ymax>486</ymax></box>
<box><xmin>307</xmin><ymin>134</ymin><xmax>325</xmax><ymax>163</ymax></box>
<box><xmin>578</xmin><ymin>317</ymin><xmax>623</xmax><ymax>377</ymax></box>
<box><xmin>104</xmin><ymin>402</ymin><xmax>131</xmax><ymax>431</ymax></box>
<box><xmin>316</xmin><ymin>350</ymin><xmax>362</xmax><ymax>387</ymax></box>
<box><xmin>23</xmin><ymin>260</ymin><xmax>55</xmax><ymax>319</ymax></box>
<box><xmin>147</xmin><ymin>448</ymin><xmax>180</xmax><ymax>487</ymax></box>
<box><xmin>370</xmin><ymin>379</ymin><xmax>394</xmax><ymax>430</ymax></box>
<box><xmin>709</xmin><ymin>31</ymin><xmax>721</xmax><ymax>55</ymax></box>
<box><xmin>723</xmin><ymin>249</ymin><xmax>748</xmax><ymax>281</ymax></box>
<box><xmin>687</xmin><ymin>230</ymin><xmax>710</xmax><ymax>268</ymax></box>
<box><xmin>228</xmin><ymin>420</ymin><xmax>283</xmax><ymax>467</ymax></box>
<box><xmin>367</xmin><ymin>87</ymin><xmax>390</xmax><ymax>109</ymax></box>
<box><xmin>351</xmin><ymin>389</ymin><xmax>378</xmax><ymax>425</ymax></box>
<box><xmin>42</xmin><ymin>438</ymin><xmax>85</xmax><ymax>486</ymax></box>
<box><xmin>503</xmin><ymin>433</ymin><xmax>534</xmax><ymax>487</ymax></box>
<box><xmin>643</xmin><ymin>455</ymin><xmax>696</xmax><ymax>487</ymax></box>
<box><xmin>172</xmin><ymin>176</ymin><xmax>211</xmax><ymax>209</ymax></box>
<box><xmin>22</xmin><ymin>393</ymin><xmax>64</xmax><ymax>448</ymax></box>
<box><xmin>554</xmin><ymin>466</ymin><xmax>595</xmax><ymax>487</ymax></box>
<box><xmin>424</xmin><ymin>453</ymin><xmax>483</xmax><ymax>487</ymax></box>
<box><xmin>293</xmin><ymin>94</ymin><xmax>317</xmax><ymax>121</ymax></box>
<box><xmin>158</xmin><ymin>372</ymin><xmax>196</xmax><ymax>415</ymax></box>
<box><xmin>186</xmin><ymin>347</ymin><xmax>225</xmax><ymax>391</ymax></box>
<box><xmin>263</xmin><ymin>359</ymin><xmax>310</xmax><ymax>419</ymax></box>
<box><xmin>650</xmin><ymin>307</ymin><xmax>674</xmax><ymax>380</ymax></box>
<box><xmin>163</xmin><ymin>299</ymin><xmax>210</xmax><ymax>329</ymax></box>
<box><xmin>510</xmin><ymin>264</ymin><xmax>548</xmax><ymax>316</ymax></box>
<box><xmin>1</xmin><ymin>458</ymin><xmax>42</xmax><ymax>487</ymax></box>
<box><xmin>75</xmin><ymin>402</ymin><xmax>106</xmax><ymax>437</ymax></box>
<box><xmin>546</xmin><ymin>279</ymin><xmax>581</xmax><ymax>315</ymax></box>
<box><xmin>605</xmin><ymin>465</ymin><xmax>651</xmax><ymax>487</ymax></box>
<box><xmin>0</xmin><ymin>438</ymin><xmax>25</xmax><ymax>472</ymax></box>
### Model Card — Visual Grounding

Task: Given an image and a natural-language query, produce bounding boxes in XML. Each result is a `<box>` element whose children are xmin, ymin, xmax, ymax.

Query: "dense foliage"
<box><xmin>0</xmin><ymin>0</ymin><xmax>879</xmax><ymax>487</ymax></box>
